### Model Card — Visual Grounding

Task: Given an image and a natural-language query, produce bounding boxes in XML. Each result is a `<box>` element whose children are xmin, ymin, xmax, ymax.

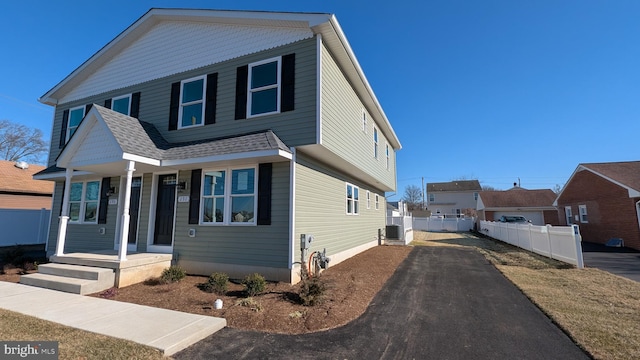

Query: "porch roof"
<box><xmin>34</xmin><ymin>105</ymin><xmax>292</xmax><ymax>179</ymax></box>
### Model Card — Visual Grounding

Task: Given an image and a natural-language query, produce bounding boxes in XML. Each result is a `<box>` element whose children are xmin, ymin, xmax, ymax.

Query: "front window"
<box><xmin>429</xmin><ymin>193</ymin><xmax>435</xmax><ymax>202</ymax></box>
<box><xmin>69</xmin><ymin>180</ymin><xmax>100</xmax><ymax>223</ymax></box>
<box><xmin>579</xmin><ymin>205</ymin><xmax>588</xmax><ymax>223</ymax></box>
<box><xmin>346</xmin><ymin>183</ymin><xmax>359</xmax><ymax>215</ymax></box>
<box><xmin>201</xmin><ymin>167</ymin><xmax>256</xmax><ymax>225</ymax></box>
<box><xmin>111</xmin><ymin>94</ymin><xmax>131</xmax><ymax>115</ymax></box>
<box><xmin>179</xmin><ymin>76</ymin><xmax>206</xmax><ymax>129</ymax></box>
<box><xmin>67</xmin><ymin>106</ymin><xmax>85</xmax><ymax>141</ymax></box>
<box><xmin>248</xmin><ymin>57</ymin><xmax>281</xmax><ymax>117</ymax></box>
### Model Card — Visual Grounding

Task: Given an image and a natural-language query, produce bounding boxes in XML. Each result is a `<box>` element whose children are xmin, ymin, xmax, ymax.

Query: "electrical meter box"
<box><xmin>300</xmin><ymin>234</ymin><xmax>314</xmax><ymax>249</ymax></box>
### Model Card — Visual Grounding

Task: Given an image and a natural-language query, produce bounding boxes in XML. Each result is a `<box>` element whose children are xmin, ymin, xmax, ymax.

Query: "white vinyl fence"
<box><xmin>386</xmin><ymin>215</ymin><xmax>414</xmax><ymax>245</ymax></box>
<box><xmin>0</xmin><ymin>209</ymin><xmax>50</xmax><ymax>247</ymax></box>
<box><xmin>413</xmin><ymin>217</ymin><xmax>475</xmax><ymax>232</ymax></box>
<box><xmin>480</xmin><ymin>220</ymin><xmax>584</xmax><ymax>268</ymax></box>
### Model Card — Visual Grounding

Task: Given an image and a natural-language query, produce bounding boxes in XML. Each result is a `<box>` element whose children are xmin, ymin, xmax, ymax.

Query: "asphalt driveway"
<box><xmin>175</xmin><ymin>246</ymin><xmax>589</xmax><ymax>359</ymax></box>
<box><xmin>582</xmin><ymin>241</ymin><xmax>640</xmax><ymax>282</ymax></box>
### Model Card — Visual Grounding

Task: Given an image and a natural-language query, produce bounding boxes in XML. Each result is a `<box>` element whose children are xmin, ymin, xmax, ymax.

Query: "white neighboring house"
<box><xmin>426</xmin><ymin>180</ymin><xmax>481</xmax><ymax>217</ymax></box>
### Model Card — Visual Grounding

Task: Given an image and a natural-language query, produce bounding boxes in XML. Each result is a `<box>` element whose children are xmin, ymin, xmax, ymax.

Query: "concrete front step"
<box><xmin>20</xmin><ymin>264</ymin><xmax>115</xmax><ymax>295</ymax></box>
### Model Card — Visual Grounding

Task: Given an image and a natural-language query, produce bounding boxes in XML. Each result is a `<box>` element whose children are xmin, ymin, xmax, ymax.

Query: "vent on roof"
<box><xmin>14</xmin><ymin>161</ymin><xmax>29</xmax><ymax>170</ymax></box>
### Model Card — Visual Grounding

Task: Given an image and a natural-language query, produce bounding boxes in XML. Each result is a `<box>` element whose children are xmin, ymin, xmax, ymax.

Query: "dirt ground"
<box><xmin>0</xmin><ymin>245</ymin><xmax>411</xmax><ymax>335</ymax></box>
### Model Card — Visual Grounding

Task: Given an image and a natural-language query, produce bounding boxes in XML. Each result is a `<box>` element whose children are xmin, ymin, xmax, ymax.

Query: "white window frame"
<box><xmin>385</xmin><ymin>143</ymin><xmax>390</xmax><ymax>170</ymax></box>
<box><xmin>200</xmin><ymin>166</ymin><xmax>257</xmax><ymax>226</ymax></box>
<box><xmin>375</xmin><ymin>194</ymin><xmax>380</xmax><ymax>210</ymax></box>
<box><xmin>362</xmin><ymin>110</ymin><xmax>368</xmax><ymax>133</ymax></box>
<box><xmin>346</xmin><ymin>183</ymin><xmax>359</xmax><ymax>215</ymax></box>
<box><xmin>247</xmin><ymin>56</ymin><xmax>281</xmax><ymax>118</ymax></box>
<box><xmin>111</xmin><ymin>94</ymin><xmax>132</xmax><ymax>116</ymax></box>
<box><xmin>429</xmin><ymin>193</ymin><xmax>435</xmax><ymax>202</ymax></box>
<box><xmin>366</xmin><ymin>190</ymin><xmax>371</xmax><ymax>209</ymax></box>
<box><xmin>66</xmin><ymin>105</ymin><xmax>85</xmax><ymax>142</ymax></box>
<box><xmin>68</xmin><ymin>180</ymin><xmax>101</xmax><ymax>224</ymax></box>
<box><xmin>579</xmin><ymin>205</ymin><xmax>588</xmax><ymax>223</ymax></box>
<box><xmin>373</xmin><ymin>127</ymin><xmax>379</xmax><ymax>159</ymax></box>
<box><xmin>178</xmin><ymin>75</ymin><xmax>207</xmax><ymax>130</ymax></box>
<box><xmin>474</xmin><ymin>192</ymin><xmax>479</xmax><ymax>201</ymax></box>
<box><xmin>565</xmin><ymin>206</ymin><xmax>573</xmax><ymax>225</ymax></box>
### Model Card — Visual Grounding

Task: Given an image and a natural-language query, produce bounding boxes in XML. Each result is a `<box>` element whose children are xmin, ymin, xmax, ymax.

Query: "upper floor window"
<box><xmin>362</xmin><ymin>111</ymin><xmax>368</xmax><ymax>133</ymax></box>
<box><xmin>579</xmin><ymin>205</ymin><xmax>588</xmax><ymax>223</ymax></box>
<box><xmin>69</xmin><ymin>180</ymin><xmax>100</xmax><ymax>223</ymax></box>
<box><xmin>248</xmin><ymin>57</ymin><xmax>281</xmax><ymax>117</ymax></box>
<box><xmin>373</xmin><ymin>127</ymin><xmax>379</xmax><ymax>159</ymax></box>
<box><xmin>346</xmin><ymin>183</ymin><xmax>359</xmax><ymax>215</ymax></box>
<box><xmin>474</xmin><ymin>192</ymin><xmax>479</xmax><ymax>201</ymax></box>
<box><xmin>179</xmin><ymin>75</ymin><xmax>206</xmax><ymax>129</ymax></box>
<box><xmin>67</xmin><ymin>106</ymin><xmax>85</xmax><ymax>141</ymax></box>
<box><xmin>385</xmin><ymin>144</ymin><xmax>390</xmax><ymax>170</ymax></box>
<box><xmin>429</xmin><ymin>193</ymin><xmax>435</xmax><ymax>202</ymax></box>
<box><xmin>201</xmin><ymin>167</ymin><xmax>256</xmax><ymax>225</ymax></box>
<box><xmin>111</xmin><ymin>94</ymin><xmax>131</xmax><ymax>115</ymax></box>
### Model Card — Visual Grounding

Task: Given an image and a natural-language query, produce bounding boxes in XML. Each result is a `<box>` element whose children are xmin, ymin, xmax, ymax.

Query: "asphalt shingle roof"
<box><xmin>580</xmin><ymin>161</ymin><xmax>640</xmax><ymax>192</ymax></box>
<box><xmin>0</xmin><ymin>160</ymin><xmax>54</xmax><ymax>194</ymax></box>
<box><xmin>479</xmin><ymin>188</ymin><xmax>557</xmax><ymax>208</ymax></box>
<box><xmin>427</xmin><ymin>180</ymin><xmax>482</xmax><ymax>192</ymax></box>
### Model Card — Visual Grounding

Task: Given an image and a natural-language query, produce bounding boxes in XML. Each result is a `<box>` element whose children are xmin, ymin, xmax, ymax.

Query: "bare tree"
<box><xmin>0</xmin><ymin>119</ymin><xmax>48</xmax><ymax>164</ymax></box>
<box><xmin>553</xmin><ymin>184</ymin><xmax>563</xmax><ymax>194</ymax></box>
<box><xmin>402</xmin><ymin>184</ymin><xmax>423</xmax><ymax>211</ymax></box>
<box><xmin>481</xmin><ymin>185</ymin><xmax>498</xmax><ymax>191</ymax></box>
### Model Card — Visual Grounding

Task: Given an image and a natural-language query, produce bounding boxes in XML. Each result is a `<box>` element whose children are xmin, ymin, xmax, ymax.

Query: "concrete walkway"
<box><xmin>174</xmin><ymin>246</ymin><xmax>589</xmax><ymax>359</ymax></box>
<box><xmin>0</xmin><ymin>282</ymin><xmax>226</xmax><ymax>356</ymax></box>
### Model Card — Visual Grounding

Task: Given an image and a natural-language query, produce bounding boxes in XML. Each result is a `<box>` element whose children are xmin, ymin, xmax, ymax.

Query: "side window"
<box><xmin>179</xmin><ymin>76</ymin><xmax>206</xmax><ymax>129</ymax></box>
<box><xmin>579</xmin><ymin>205</ymin><xmax>588</xmax><ymax>223</ymax></box>
<box><xmin>362</xmin><ymin>111</ymin><xmax>368</xmax><ymax>133</ymax></box>
<box><xmin>67</xmin><ymin>106</ymin><xmax>85</xmax><ymax>141</ymax></box>
<box><xmin>386</xmin><ymin>144</ymin><xmax>390</xmax><ymax>170</ymax></box>
<box><xmin>366</xmin><ymin>190</ymin><xmax>371</xmax><ymax>209</ymax></box>
<box><xmin>248</xmin><ymin>57</ymin><xmax>281</xmax><ymax>117</ymax></box>
<box><xmin>111</xmin><ymin>94</ymin><xmax>131</xmax><ymax>115</ymax></box>
<box><xmin>373</xmin><ymin>127</ymin><xmax>379</xmax><ymax>159</ymax></box>
<box><xmin>375</xmin><ymin>194</ymin><xmax>380</xmax><ymax>210</ymax></box>
<box><xmin>565</xmin><ymin>206</ymin><xmax>573</xmax><ymax>224</ymax></box>
<box><xmin>429</xmin><ymin>193</ymin><xmax>435</xmax><ymax>202</ymax></box>
<box><xmin>346</xmin><ymin>183</ymin><xmax>359</xmax><ymax>215</ymax></box>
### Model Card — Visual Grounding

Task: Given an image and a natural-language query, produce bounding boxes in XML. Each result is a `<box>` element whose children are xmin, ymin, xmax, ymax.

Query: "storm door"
<box><xmin>153</xmin><ymin>174</ymin><xmax>177</xmax><ymax>246</ymax></box>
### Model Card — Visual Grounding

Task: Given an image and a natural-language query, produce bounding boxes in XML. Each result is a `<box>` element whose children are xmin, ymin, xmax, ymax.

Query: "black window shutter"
<box><xmin>131</xmin><ymin>92</ymin><xmax>141</xmax><ymax>118</ymax></box>
<box><xmin>169</xmin><ymin>82</ymin><xmax>180</xmax><ymax>130</ymax></box>
<box><xmin>188</xmin><ymin>169</ymin><xmax>202</xmax><ymax>224</ymax></box>
<box><xmin>205</xmin><ymin>73</ymin><xmax>217</xmax><ymax>125</ymax></box>
<box><xmin>235</xmin><ymin>65</ymin><xmax>248</xmax><ymax>120</ymax></box>
<box><xmin>59</xmin><ymin>109</ymin><xmax>69</xmax><ymax>148</ymax></box>
<box><xmin>104</xmin><ymin>98</ymin><xmax>112</xmax><ymax>109</ymax></box>
<box><xmin>257</xmin><ymin>163</ymin><xmax>272</xmax><ymax>225</ymax></box>
<box><xmin>85</xmin><ymin>103</ymin><xmax>93</xmax><ymax>114</ymax></box>
<box><xmin>98</xmin><ymin>177</ymin><xmax>111</xmax><ymax>224</ymax></box>
<box><xmin>281</xmin><ymin>53</ymin><xmax>295</xmax><ymax>112</ymax></box>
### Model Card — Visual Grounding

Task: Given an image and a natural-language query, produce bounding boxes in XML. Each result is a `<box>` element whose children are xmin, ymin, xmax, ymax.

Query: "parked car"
<box><xmin>498</xmin><ymin>215</ymin><xmax>531</xmax><ymax>223</ymax></box>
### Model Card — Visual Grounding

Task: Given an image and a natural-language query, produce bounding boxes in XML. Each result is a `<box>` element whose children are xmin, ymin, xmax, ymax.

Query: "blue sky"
<box><xmin>1</xmin><ymin>1</ymin><xmax>638</xmax><ymax>200</ymax></box>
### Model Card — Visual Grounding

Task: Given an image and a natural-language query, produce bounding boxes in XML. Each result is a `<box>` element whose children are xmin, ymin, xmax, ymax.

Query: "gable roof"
<box><xmin>553</xmin><ymin>161</ymin><xmax>640</xmax><ymax>205</ymax></box>
<box><xmin>427</xmin><ymin>180</ymin><xmax>482</xmax><ymax>192</ymax></box>
<box><xmin>478</xmin><ymin>188</ymin><xmax>557</xmax><ymax>210</ymax></box>
<box><xmin>38</xmin><ymin>8</ymin><xmax>400</xmax><ymax>150</ymax></box>
<box><xmin>0</xmin><ymin>160</ymin><xmax>54</xmax><ymax>195</ymax></box>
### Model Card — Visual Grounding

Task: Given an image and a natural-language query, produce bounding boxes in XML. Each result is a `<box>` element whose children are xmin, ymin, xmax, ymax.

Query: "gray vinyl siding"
<box><xmin>320</xmin><ymin>43</ymin><xmax>396</xmax><ymax>191</ymax></box>
<box><xmin>293</xmin><ymin>152</ymin><xmax>385</xmax><ymax>258</ymax></box>
<box><xmin>47</xmin><ymin>37</ymin><xmax>318</xmax><ymax>167</ymax></box>
<box><xmin>46</xmin><ymin>178</ymin><xmax>119</xmax><ymax>253</ymax></box>
<box><xmin>172</xmin><ymin>163</ymin><xmax>291</xmax><ymax>269</ymax></box>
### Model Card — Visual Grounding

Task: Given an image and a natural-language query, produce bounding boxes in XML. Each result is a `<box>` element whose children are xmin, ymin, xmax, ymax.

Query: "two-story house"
<box><xmin>427</xmin><ymin>180</ymin><xmax>481</xmax><ymax>217</ymax></box>
<box><xmin>30</xmin><ymin>9</ymin><xmax>401</xmax><ymax>289</ymax></box>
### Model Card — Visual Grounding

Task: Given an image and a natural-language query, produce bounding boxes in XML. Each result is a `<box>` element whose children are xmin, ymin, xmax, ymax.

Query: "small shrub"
<box><xmin>99</xmin><ymin>287</ymin><xmax>118</xmax><ymax>299</ymax></box>
<box><xmin>1</xmin><ymin>245</ymin><xmax>25</xmax><ymax>266</ymax></box>
<box><xmin>236</xmin><ymin>297</ymin><xmax>263</xmax><ymax>312</ymax></box>
<box><xmin>160</xmin><ymin>265</ymin><xmax>186</xmax><ymax>283</ymax></box>
<box><xmin>200</xmin><ymin>272</ymin><xmax>229</xmax><ymax>294</ymax></box>
<box><xmin>298</xmin><ymin>274</ymin><xmax>328</xmax><ymax>306</ymax></box>
<box><xmin>289</xmin><ymin>310</ymin><xmax>304</xmax><ymax>318</ymax></box>
<box><xmin>242</xmin><ymin>273</ymin><xmax>266</xmax><ymax>297</ymax></box>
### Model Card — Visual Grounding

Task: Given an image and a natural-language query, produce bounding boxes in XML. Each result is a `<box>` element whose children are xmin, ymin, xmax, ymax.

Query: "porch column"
<box><xmin>118</xmin><ymin>160</ymin><xmax>136</xmax><ymax>261</ymax></box>
<box><xmin>55</xmin><ymin>168</ymin><xmax>73</xmax><ymax>256</ymax></box>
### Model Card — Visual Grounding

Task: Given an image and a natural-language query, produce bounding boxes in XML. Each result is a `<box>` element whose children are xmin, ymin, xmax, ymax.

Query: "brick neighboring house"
<box><xmin>0</xmin><ymin>160</ymin><xmax>53</xmax><ymax>210</ymax></box>
<box><xmin>477</xmin><ymin>187</ymin><xmax>560</xmax><ymax>226</ymax></box>
<box><xmin>426</xmin><ymin>180</ymin><xmax>481</xmax><ymax>216</ymax></box>
<box><xmin>554</xmin><ymin>161</ymin><xmax>640</xmax><ymax>250</ymax></box>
